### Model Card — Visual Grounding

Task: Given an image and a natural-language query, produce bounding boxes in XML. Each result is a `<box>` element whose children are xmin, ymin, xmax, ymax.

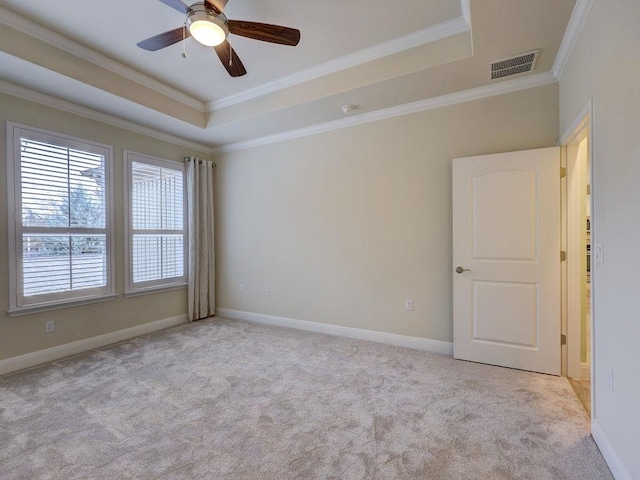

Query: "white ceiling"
<box><xmin>0</xmin><ymin>0</ymin><xmax>577</xmax><ymax>149</ymax></box>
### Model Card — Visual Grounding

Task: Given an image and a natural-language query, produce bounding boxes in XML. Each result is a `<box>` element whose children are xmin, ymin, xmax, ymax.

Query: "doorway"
<box><xmin>562</xmin><ymin>108</ymin><xmax>593</xmax><ymax>417</ymax></box>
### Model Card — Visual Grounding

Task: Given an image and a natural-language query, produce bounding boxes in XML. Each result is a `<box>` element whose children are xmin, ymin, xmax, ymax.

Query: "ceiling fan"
<box><xmin>137</xmin><ymin>0</ymin><xmax>301</xmax><ymax>77</ymax></box>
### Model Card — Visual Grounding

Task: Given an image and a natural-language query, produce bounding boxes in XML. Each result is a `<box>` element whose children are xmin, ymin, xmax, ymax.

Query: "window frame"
<box><xmin>6</xmin><ymin>122</ymin><xmax>116</xmax><ymax>316</ymax></box>
<box><xmin>124</xmin><ymin>151</ymin><xmax>187</xmax><ymax>296</ymax></box>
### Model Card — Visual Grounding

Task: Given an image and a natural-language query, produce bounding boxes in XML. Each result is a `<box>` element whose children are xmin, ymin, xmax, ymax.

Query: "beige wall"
<box><xmin>560</xmin><ymin>1</ymin><xmax>640</xmax><ymax>477</ymax></box>
<box><xmin>0</xmin><ymin>93</ymin><xmax>209</xmax><ymax>362</ymax></box>
<box><xmin>215</xmin><ymin>84</ymin><xmax>559</xmax><ymax>343</ymax></box>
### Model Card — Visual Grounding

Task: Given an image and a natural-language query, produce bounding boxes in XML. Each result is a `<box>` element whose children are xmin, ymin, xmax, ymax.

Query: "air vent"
<box><xmin>490</xmin><ymin>50</ymin><xmax>539</xmax><ymax>80</ymax></box>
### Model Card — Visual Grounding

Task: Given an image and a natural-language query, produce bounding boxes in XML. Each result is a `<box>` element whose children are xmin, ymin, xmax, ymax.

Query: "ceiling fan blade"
<box><xmin>205</xmin><ymin>0</ymin><xmax>228</xmax><ymax>13</ymax></box>
<box><xmin>137</xmin><ymin>27</ymin><xmax>190</xmax><ymax>51</ymax></box>
<box><xmin>228</xmin><ymin>21</ymin><xmax>300</xmax><ymax>46</ymax></box>
<box><xmin>214</xmin><ymin>40</ymin><xmax>247</xmax><ymax>77</ymax></box>
<box><xmin>158</xmin><ymin>0</ymin><xmax>190</xmax><ymax>14</ymax></box>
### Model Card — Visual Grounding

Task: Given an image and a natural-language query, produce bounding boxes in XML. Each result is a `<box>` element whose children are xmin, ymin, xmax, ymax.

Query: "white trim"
<box><xmin>580</xmin><ymin>362</ymin><xmax>590</xmax><ymax>381</ymax></box>
<box><xmin>591</xmin><ymin>419</ymin><xmax>633</xmax><ymax>480</ymax></box>
<box><xmin>552</xmin><ymin>0</ymin><xmax>596</xmax><ymax>80</ymax></box>
<box><xmin>460</xmin><ymin>0</ymin><xmax>471</xmax><ymax>25</ymax></box>
<box><xmin>588</xmin><ymin>101</ymin><xmax>597</xmax><ymax>420</ymax></box>
<box><xmin>123</xmin><ymin>151</ymin><xmax>188</xmax><ymax>295</ymax></box>
<box><xmin>560</xmin><ymin>99</ymin><xmax>596</xmax><ymax>419</ymax></box>
<box><xmin>565</xmin><ymin>134</ymin><xmax>589</xmax><ymax>380</ymax></box>
<box><xmin>208</xmin><ymin>16</ymin><xmax>470</xmax><ymax>111</ymax></box>
<box><xmin>0</xmin><ymin>6</ymin><xmax>205</xmax><ymax>112</ymax></box>
<box><xmin>7</xmin><ymin>294</ymin><xmax>118</xmax><ymax>317</ymax></box>
<box><xmin>460</xmin><ymin>0</ymin><xmax>474</xmax><ymax>54</ymax></box>
<box><xmin>106</xmin><ymin>128</ymin><xmax>117</xmax><ymax>313</ymax></box>
<box><xmin>6</xmin><ymin>121</ymin><xmax>19</xmax><ymax>314</ymax></box>
<box><xmin>1</xmin><ymin>69</ymin><xmax>557</xmax><ymax>157</ymax></box>
<box><xmin>213</xmin><ymin>71</ymin><xmax>558</xmax><ymax>154</ymax></box>
<box><xmin>123</xmin><ymin>283</ymin><xmax>187</xmax><ymax>298</ymax></box>
<box><xmin>560</xmin><ymin>100</ymin><xmax>593</xmax><ymax>145</ymax></box>
<box><xmin>0</xmin><ymin>314</ymin><xmax>189</xmax><ymax>376</ymax></box>
<box><xmin>6</xmin><ymin>122</ymin><xmax>116</xmax><ymax>312</ymax></box>
<box><xmin>0</xmin><ymin>80</ymin><xmax>211</xmax><ymax>152</ymax></box>
<box><xmin>216</xmin><ymin>308</ymin><xmax>454</xmax><ymax>356</ymax></box>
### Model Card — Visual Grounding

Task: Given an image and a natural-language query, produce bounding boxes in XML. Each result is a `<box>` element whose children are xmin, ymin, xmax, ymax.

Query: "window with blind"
<box><xmin>125</xmin><ymin>152</ymin><xmax>186</xmax><ymax>293</ymax></box>
<box><xmin>6</xmin><ymin>123</ymin><xmax>114</xmax><ymax>313</ymax></box>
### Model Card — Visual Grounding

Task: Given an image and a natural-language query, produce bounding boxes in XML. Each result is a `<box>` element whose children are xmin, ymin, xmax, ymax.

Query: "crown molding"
<box><xmin>552</xmin><ymin>0</ymin><xmax>595</xmax><ymax>80</ymax></box>
<box><xmin>0</xmin><ymin>80</ymin><xmax>212</xmax><ymax>152</ymax></box>
<box><xmin>208</xmin><ymin>16</ymin><xmax>470</xmax><ymax>111</ymax></box>
<box><xmin>0</xmin><ymin>68</ymin><xmax>557</xmax><ymax>158</ymax></box>
<box><xmin>460</xmin><ymin>0</ymin><xmax>471</xmax><ymax>25</ymax></box>
<box><xmin>0</xmin><ymin>6</ymin><xmax>206</xmax><ymax>112</ymax></box>
<box><xmin>212</xmin><ymin>71</ymin><xmax>558</xmax><ymax>154</ymax></box>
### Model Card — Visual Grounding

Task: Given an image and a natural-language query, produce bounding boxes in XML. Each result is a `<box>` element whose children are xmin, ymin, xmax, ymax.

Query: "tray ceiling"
<box><xmin>0</xmin><ymin>0</ymin><xmax>577</xmax><ymax>149</ymax></box>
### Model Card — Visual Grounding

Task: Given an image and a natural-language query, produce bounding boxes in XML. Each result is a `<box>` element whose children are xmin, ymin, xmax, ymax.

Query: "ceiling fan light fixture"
<box><xmin>186</xmin><ymin>6</ymin><xmax>228</xmax><ymax>47</ymax></box>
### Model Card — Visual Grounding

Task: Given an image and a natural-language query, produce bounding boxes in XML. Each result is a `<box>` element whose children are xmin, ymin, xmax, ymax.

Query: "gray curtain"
<box><xmin>185</xmin><ymin>157</ymin><xmax>216</xmax><ymax>321</ymax></box>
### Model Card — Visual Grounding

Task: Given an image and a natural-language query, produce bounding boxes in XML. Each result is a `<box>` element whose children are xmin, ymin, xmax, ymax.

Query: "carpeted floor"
<box><xmin>0</xmin><ymin>317</ymin><xmax>612</xmax><ymax>479</ymax></box>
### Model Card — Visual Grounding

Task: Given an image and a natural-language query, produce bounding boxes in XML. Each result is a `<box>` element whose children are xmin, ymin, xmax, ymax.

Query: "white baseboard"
<box><xmin>592</xmin><ymin>419</ymin><xmax>633</xmax><ymax>480</ymax></box>
<box><xmin>216</xmin><ymin>308</ymin><xmax>453</xmax><ymax>356</ymax></box>
<box><xmin>581</xmin><ymin>362</ymin><xmax>591</xmax><ymax>381</ymax></box>
<box><xmin>0</xmin><ymin>315</ymin><xmax>188</xmax><ymax>376</ymax></box>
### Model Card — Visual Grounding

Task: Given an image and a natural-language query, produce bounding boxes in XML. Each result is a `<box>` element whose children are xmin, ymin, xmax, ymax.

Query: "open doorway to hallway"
<box><xmin>563</xmin><ymin>117</ymin><xmax>592</xmax><ymax>416</ymax></box>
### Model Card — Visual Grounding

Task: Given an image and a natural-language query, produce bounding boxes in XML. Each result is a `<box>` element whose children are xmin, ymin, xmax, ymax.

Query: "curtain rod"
<box><xmin>184</xmin><ymin>157</ymin><xmax>216</xmax><ymax>167</ymax></box>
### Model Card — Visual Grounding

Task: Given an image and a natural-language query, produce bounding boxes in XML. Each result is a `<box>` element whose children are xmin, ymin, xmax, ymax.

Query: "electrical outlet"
<box><xmin>265</xmin><ymin>286</ymin><xmax>270</xmax><ymax>296</ymax></box>
<box><xmin>45</xmin><ymin>320</ymin><xmax>55</xmax><ymax>333</ymax></box>
<box><xmin>595</xmin><ymin>243</ymin><xmax>604</xmax><ymax>264</ymax></box>
<box><xmin>405</xmin><ymin>299</ymin><xmax>413</xmax><ymax>311</ymax></box>
<box><xmin>240</xmin><ymin>283</ymin><xmax>244</xmax><ymax>293</ymax></box>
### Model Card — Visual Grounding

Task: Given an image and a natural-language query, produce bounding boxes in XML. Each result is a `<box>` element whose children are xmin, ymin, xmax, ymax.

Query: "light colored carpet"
<box><xmin>0</xmin><ymin>317</ymin><xmax>612</xmax><ymax>479</ymax></box>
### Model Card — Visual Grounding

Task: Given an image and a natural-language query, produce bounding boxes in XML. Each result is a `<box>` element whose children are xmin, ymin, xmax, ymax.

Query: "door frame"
<box><xmin>560</xmin><ymin>99</ymin><xmax>595</xmax><ymax>420</ymax></box>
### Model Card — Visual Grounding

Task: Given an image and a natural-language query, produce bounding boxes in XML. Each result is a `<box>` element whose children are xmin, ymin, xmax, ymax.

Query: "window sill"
<box><xmin>124</xmin><ymin>283</ymin><xmax>187</xmax><ymax>298</ymax></box>
<box><xmin>7</xmin><ymin>294</ymin><xmax>119</xmax><ymax>317</ymax></box>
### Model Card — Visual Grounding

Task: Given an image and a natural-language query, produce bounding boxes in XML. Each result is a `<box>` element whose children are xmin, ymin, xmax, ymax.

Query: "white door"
<box><xmin>452</xmin><ymin>147</ymin><xmax>561</xmax><ymax>375</ymax></box>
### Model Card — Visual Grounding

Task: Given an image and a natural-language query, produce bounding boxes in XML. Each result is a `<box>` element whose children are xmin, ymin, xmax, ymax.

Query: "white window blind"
<box><xmin>7</xmin><ymin>123</ymin><xmax>114</xmax><ymax>312</ymax></box>
<box><xmin>126</xmin><ymin>153</ymin><xmax>186</xmax><ymax>293</ymax></box>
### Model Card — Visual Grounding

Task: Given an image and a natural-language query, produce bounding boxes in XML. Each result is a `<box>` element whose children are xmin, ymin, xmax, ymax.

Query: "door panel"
<box><xmin>474</xmin><ymin>170</ymin><xmax>536</xmax><ymax>260</ymax></box>
<box><xmin>453</xmin><ymin>147</ymin><xmax>560</xmax><ymax>375</ymax></box>
<box><xmin>473</xmin><ymin>281</ymin><xmax>538</xmax><ymax>348</ymax></box>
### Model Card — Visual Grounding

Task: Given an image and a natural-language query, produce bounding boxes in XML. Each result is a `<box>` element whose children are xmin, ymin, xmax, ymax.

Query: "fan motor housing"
<box><xmin>186</xmin><ymin>4</ymin><xmax>229</xmax><ymax>46</ymax></box>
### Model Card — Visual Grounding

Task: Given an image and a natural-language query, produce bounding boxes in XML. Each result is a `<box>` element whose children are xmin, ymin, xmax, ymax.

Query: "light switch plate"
<box><xmin>595</xmin><ymin>243</ymin><xmax>603</xmax><ymax>264</ymax></box>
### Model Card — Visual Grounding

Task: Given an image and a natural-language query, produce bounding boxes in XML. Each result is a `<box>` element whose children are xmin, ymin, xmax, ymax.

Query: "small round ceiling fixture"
<box><xmin>341</xmin><ymin>105</ymin><xmax>357</xmax><ymax>114</ymax></box>
<box><xmin>186</xmin><ymin>5</ymin><xmax>229</xmax><ymax>47</ymax></box>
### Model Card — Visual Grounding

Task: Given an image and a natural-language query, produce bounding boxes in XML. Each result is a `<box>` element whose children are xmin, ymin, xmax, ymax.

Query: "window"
<box><xmin>6</xmin><ymin>123</ymin><xmax>114</xmax><ymax>314</ymax></box>
<box><xmin>125</xmin><ymin>151</ymin><xmax>186</xmax><ymax>294</ymax></box>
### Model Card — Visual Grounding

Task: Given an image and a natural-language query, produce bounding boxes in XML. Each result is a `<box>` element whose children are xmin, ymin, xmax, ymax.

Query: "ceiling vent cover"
<box><xmin>490</xmin><ymin>50</ymin><xmax>539</xmax><ymax>80</ymax></box>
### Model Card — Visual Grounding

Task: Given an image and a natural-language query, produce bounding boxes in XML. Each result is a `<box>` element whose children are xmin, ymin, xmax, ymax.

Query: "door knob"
<box><xmin>455</xmin><ymin>266</ymin><xmax>471</xmax><ymax>274</ymax></box>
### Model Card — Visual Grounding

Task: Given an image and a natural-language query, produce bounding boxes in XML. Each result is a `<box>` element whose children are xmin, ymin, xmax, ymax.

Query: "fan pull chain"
<box><xmin>181</xmin><ymin>24</ymin><xmax>187</xmax><ymax>59</ymax></box>
<box><xmin>229</xmin><ymin>43</ymin><xmax>233</xmax><ymax>67</ymax></box>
